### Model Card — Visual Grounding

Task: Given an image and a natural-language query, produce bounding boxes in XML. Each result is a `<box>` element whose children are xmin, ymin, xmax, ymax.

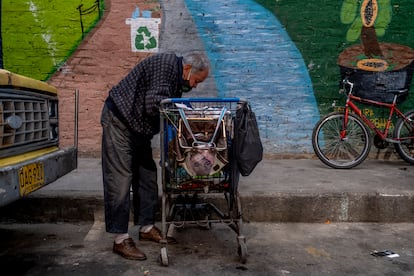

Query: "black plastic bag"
<box><xmin>234</xmin><ymin>103</ymin><xmax>263</xmax><ymax>176</ymax></box>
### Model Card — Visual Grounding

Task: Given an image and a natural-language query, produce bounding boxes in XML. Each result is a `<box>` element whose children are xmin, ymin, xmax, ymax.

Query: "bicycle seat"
<box><xmin>387</xmin><ymin>88</ymin><xmax>409</xmax><ymax>95</ymax></box>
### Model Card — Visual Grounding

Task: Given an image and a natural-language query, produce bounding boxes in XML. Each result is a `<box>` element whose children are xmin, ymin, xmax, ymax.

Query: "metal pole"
<box><xmin>0</xmin><ymin>0</ymin><xmax>4</xmax><ymax>69</ymax></box>
<box><xmin>77</xmin><ymin>4</ymin><xmax>85</xmax><ymax>39</ymax></box>
<box><xmin>74</xmin><ymin>88</ymin><xmax>79</xmax><ymax>168</ymax></box>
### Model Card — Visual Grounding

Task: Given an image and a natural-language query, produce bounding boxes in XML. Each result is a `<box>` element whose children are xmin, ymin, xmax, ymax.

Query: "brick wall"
<box><xmin>48</xmin><ymin>0</ymin><xmax>158</xmax><ymax>157</ymax></box>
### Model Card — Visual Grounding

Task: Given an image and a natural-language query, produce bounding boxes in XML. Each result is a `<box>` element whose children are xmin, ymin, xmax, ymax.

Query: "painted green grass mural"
<box><xmin>2</xmin><ymin>0</ymin><xmax>104</xmax><ymax>81</ymax></box>
<box><xmin>254</xmin><ymin>0</ymin><xmax>414</xmax><ymax>113</ymax></box>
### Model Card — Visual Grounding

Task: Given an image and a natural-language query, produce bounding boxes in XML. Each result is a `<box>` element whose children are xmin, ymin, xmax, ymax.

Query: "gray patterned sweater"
<box><xmin>108</xmin><ymin>53</ymin><xmax>183</xmax><ymax>137</ymax></box>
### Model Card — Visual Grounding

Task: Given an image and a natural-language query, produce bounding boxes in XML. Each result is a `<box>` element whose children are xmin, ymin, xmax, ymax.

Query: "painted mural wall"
<box><xmin>2</xmin><ymin>0</ymin><xmax>414</xmax><ymax>156</ymax></box>
<box><xmin>182</xmin><ymin>0</ymin><xmax>414</xmax><ymax>155</ymax></box>
<box><xmin>261</xmin><ymin>0</ymin><xmax>414</xmax><ymax>116</ymax></box>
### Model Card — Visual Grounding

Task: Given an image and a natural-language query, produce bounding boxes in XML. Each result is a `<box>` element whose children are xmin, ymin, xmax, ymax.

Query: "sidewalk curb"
<box><xmin>1</xmin><ymin>191</ymin><xmax>413</xmax><ymax>223</ymax></box>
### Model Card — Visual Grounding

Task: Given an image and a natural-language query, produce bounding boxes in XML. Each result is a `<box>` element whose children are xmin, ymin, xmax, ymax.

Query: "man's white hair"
<box><xmin>183</xmin><ymin>52</ymin><xmax>210</xmax><ymax>72</ymax></box>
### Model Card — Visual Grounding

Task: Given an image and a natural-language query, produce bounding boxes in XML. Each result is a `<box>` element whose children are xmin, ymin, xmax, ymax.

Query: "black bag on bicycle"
<box><xmin>233</xmin><ymin>103</ymin><xmax>263</xmax><ymax>176</ymax></box>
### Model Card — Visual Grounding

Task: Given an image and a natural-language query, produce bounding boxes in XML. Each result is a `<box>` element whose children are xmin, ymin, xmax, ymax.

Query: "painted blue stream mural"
<box><xmin>177</xmin><ymin>0</ymin><xmax>319</xmax><ymax>153</ymax></box>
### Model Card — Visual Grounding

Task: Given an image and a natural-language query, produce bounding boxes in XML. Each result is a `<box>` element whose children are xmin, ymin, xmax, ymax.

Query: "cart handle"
<box><xmin>160</xmin><ymin>97</ymin><xmax>247</xmax><ymax>104</ymax></box>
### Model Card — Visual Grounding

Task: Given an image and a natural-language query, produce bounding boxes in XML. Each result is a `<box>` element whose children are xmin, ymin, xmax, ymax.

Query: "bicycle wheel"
<box><xmin>394</xmin><ymin>110</ymin><xmax>414</xmax><ymax>164</ymax></box>
<box><xmin>312</xmin><ymin>112</ymin><xmax>371</xmax><ymax>169</ymax></box>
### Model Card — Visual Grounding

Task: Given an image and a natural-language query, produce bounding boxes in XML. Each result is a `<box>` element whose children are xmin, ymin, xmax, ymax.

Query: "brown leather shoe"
<box><xmin>113</xmin><ymin>238</ymin><xmax>147</xmax><ymax>260</ymax></box>
<box><xmin>139</xmin><ymin>226</ymin><xmax>177</xmax><ymax>244</ymax></box>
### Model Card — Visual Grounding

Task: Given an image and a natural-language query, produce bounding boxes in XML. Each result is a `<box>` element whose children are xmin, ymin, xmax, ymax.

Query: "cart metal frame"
<box><xmin>159</xmin><ymin>98</ymin><xmax>247</xmax><ymax>266</ymax></box>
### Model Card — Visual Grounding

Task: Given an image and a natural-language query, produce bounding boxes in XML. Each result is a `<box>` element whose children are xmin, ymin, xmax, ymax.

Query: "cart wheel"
<box><xmin>202</xmin><ymin>215</ymin><xmax>212</xmax><ymax>230</ymax></box>
<box><xmin>206</xmin><ymin>221</ymin><xmax>212</xmax><ymax>230</ymax></box>
<box><xmin>174</xmin><ymin>214</ymin><xmax>184</xmax><ymax>232</ymax></box>
<box><xmin>237</xmin><ymin>240</ymin><xmax>247</xmax><ymax>264</ymax></box>
<box><xmin>160</xmin><ymin>247</ymin><xmax>169</xmax><ymax>266</ymax></box>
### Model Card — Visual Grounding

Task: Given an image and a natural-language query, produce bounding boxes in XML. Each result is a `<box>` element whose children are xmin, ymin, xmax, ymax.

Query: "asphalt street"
<box><xmin>1</xmin><ymin>221</ymin><xmax>413</xmax><ymax>275</ymax></box>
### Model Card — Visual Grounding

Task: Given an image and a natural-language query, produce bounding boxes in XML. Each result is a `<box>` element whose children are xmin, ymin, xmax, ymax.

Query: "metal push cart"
<box><xmin>159</xmin><ymin>98</ymin><xmax>247</xmax><ymax>266</ymax></box>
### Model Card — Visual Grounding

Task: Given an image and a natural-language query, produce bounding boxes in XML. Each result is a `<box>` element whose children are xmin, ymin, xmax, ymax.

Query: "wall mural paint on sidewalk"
<box><xmin>183</xmin><ymin>0</ymin><xmax>320</xmax><ymax>153</ymax></box>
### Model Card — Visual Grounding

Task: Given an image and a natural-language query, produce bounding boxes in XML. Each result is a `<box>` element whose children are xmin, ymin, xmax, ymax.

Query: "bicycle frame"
<box><xmin>341</xmin><ymin>80</ymin><xmax>413</xmax><ymax>144</ymax></box>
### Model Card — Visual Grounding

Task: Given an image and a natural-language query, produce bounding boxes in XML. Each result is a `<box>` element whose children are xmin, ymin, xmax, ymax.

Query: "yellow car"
<box><xmin>0</xmin><ymin>69</ymin><xmax>77</xmax><ymax>207</ymax></box>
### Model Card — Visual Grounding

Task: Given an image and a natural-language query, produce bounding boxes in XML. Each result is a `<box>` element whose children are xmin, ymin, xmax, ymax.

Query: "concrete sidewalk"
<box><xmin>2</xmin><ymin>157</ymin><xmax>412</xmax><ymax>223</ymax></box>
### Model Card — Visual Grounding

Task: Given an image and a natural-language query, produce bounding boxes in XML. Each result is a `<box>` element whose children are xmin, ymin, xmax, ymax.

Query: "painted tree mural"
<box><xmin>338</xmin><ymin>0</ymin><xmax>414</xmax><ymax>94</ymax></box>
<box><xmin>341</xmin><ymin>0</ymin><xmax>391</xmax><ymax>65</ymax></box>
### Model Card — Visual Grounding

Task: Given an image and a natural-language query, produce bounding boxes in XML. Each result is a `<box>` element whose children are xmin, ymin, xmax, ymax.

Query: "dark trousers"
<box><xmin>101</xmin><ymin>104</ymin><xmax>158</xmax><ymax>233</ymax></box>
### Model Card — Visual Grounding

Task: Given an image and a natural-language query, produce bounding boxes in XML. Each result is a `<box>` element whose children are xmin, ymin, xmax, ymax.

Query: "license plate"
<box><xmin>19</xmin><ymin>162</ymin><xmax>45</xmax><ymax>196</ymax></box>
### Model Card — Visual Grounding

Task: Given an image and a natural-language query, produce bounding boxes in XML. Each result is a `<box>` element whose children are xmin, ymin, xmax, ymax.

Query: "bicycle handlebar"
<box><xmin>341</xmin><ymin>77</ymin><xmax>354</xmax><ymax>95</ymax></box>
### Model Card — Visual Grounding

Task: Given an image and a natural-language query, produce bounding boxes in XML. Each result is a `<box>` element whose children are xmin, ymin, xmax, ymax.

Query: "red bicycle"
<box><xmin>312</xmin><ymin>77</ymin><xmax>414</xmax><ymax>169</ymax></box>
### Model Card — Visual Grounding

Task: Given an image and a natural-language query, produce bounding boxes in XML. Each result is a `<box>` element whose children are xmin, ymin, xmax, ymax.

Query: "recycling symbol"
<box><xmin>135</xmin><ymin>26</ymin><xmax>157</xmax><ymax>50</ymax></box>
